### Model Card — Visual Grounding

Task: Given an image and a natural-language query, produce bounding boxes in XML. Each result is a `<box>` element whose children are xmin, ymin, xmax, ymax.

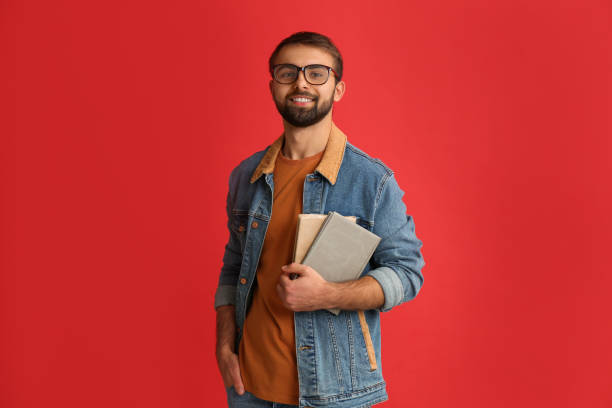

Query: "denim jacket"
<box><xmin>215</xmin><ymin>122</ymin><xmax>425</xmax><ymax>408</ymax></box>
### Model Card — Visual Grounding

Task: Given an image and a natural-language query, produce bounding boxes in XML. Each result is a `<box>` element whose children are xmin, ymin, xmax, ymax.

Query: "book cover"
<box><xmin>293</xmin><ymin>213</ymin><xmax>357</xmax><ymax>264</ymax></box>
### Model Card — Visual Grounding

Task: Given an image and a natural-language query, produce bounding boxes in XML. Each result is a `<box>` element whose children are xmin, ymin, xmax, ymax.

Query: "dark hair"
<box><xmin>269</xmin><ymin>31</ymin><xmax>343</xmax><ymax>82</ymax></box>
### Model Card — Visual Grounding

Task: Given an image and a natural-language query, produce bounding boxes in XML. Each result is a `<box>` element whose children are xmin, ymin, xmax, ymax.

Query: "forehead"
<box><xmin>273</xmin><ymin>44</ymin><xmax>335</xmax><ymax>67</ymax></box>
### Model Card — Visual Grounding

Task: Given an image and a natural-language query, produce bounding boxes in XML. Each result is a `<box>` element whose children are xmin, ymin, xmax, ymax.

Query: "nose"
<box><xmin>294</xmin><ymin>69</ymin><xmax>309</xmax><ymax>88</ymax></box>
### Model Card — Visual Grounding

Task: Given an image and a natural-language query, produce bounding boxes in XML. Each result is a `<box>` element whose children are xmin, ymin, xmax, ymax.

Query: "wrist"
<box><xmin>325</xmin><ymin>281</ymin><xmax>342</xmax><ymax>309</ymax></box>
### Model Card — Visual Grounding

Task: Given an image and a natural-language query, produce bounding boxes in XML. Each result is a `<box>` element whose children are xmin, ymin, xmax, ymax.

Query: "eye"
<box><xmin>275</xmin><ymin>65</ymin><xmax>298</xmax><ymax>80</ymax></box>
<box><xmin>307</xmin><ymin>67</ymin><xmax>328</xmax><ymax>79</ymax></box>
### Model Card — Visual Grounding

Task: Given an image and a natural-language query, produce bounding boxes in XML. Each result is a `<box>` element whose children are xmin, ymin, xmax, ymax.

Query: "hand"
<box><xmin>216</xmin><ymin>348</ymin><xmax>245</xmax><ymax>395</ymax></box>
<box><xmin>276</xmin><ymin>263</ymin><xmax>335</xmax><ymax>311</ymax></box>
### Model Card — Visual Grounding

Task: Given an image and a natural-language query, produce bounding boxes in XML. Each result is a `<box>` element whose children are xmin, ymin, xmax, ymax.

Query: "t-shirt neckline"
<box><xmin>277</xmin><ymin>148</ymin><xmax>324</xmax><ymax>165</ymax></box>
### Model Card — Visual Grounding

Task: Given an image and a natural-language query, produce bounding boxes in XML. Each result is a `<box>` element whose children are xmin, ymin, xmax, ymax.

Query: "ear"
<box><xmin>333</xmin><ymin>80</ymin><xmax>346</xmax><ymax>102</ymax></box>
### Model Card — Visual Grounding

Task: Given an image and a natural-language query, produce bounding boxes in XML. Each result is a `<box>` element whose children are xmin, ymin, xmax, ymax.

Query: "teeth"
<box><xmin>293</xmin><ymin>97</ymin><xmax>312</xmax><ymax>102</ymax></box>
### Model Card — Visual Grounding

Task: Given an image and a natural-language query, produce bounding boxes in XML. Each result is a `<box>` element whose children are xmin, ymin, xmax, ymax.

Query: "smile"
<box><xmin>289</xmin><ymin>96</ymin><xmax>314</xmax><ymax>103</ymax></box>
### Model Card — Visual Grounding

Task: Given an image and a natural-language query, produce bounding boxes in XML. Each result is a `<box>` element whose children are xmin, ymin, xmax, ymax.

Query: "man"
<box><xmin>215</xmin><ymin>32</ymin><xmax>425</xmax><ymax>408</ymax></box>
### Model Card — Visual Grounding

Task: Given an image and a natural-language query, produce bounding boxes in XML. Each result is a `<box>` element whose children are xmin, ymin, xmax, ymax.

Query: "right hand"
<box><xmin>217</xmin><ymin>348</ymin><xmax>245</xmax><ymax>395</ymax></box>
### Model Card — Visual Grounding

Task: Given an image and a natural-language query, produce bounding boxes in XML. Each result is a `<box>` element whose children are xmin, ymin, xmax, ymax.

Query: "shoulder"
<box><xmin>227</xmin><ymin>146</ymin><xmax>268</xmax><ymax>184</ymax></box>
<box><xmin>342</xmin><ymin>141</ymin><xmax>394</xmax><ymax>181</ymax></box>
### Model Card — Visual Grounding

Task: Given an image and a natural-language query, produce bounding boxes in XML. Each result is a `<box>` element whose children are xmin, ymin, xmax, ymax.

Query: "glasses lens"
<box><xmin>274</xmin><ymin>65</ymin><xmax>298</xmax><ymax>83</ymax></box>
<box><xmin>305</xmin><ymin>65</ymin><xmax>329</xmax><ymax>85</ymax></box>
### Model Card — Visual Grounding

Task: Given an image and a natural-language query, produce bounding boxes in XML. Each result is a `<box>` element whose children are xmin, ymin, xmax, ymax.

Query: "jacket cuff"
<box><xmin>366</xmin><ymin>266</ymin><xmax>404</xmax><ymax>312</ymax></box>
<box><xmin>214</xmin><ymin>285</ymin><xmax>237</xmax><ymax>309</ymax></box>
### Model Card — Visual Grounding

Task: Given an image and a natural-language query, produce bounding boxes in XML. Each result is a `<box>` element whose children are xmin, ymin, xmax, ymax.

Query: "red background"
<box><xmin>1</xmin><ymin>0</ymin><xmax>611</xmax><ymax>407</ymax></box>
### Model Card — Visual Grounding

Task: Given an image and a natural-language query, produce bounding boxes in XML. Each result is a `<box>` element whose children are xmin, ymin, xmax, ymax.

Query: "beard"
<box><xmin>274</xmin><ymin>92</ymin><xmax>334</xmax><ymax>128</ymax></box>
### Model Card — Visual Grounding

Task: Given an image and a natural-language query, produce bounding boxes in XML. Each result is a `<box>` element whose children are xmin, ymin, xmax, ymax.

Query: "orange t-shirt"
<box><xmin>238</xmin><ymin>147</ymin><xmax>324</xmax><ymax>405</ymax></box>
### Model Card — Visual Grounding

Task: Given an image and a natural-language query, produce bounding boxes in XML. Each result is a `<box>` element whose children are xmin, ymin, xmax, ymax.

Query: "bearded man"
<box><xmin>215</xmin><ymin>31</ymin><xmax>425</xmax><ymax>408</ymax></box>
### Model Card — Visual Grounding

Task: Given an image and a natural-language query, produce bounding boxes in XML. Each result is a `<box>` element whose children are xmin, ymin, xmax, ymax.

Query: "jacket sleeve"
<box><xmin>214</xmin><ymin>169</ymin><xmax>242</xmax><ymax>309</ymax></box>
<box><xmin>365</xmin><ymin>172</ymin><xmax>425</xmax><ymax>312</ymax></box>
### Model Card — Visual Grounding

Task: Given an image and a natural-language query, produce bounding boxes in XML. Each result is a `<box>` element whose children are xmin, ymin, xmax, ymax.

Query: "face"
<box><xmin>270</xmin><ymin>44</ymin><xmax>345</xmax><ymax>127</ymax></box>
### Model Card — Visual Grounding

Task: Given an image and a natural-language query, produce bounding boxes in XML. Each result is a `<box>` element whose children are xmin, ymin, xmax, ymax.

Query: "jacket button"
<box><xmin>251</xmin><ymin>221</ymin><xmax>259</xmax><ymax>229</ymax></box>
<box><xmin>240</xmin><ymin>278</ymin><xmax>247</xmax><ymax>285</ymax></box>
<box><xmin>238</xmin><ymin>225</ymin><xmax>245</xmax><ymax>232</ymax></box>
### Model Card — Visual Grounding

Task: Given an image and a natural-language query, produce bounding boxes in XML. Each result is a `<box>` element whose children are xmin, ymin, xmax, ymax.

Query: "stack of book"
<box><xmin>292</xmin><ymin>211</ymin><xmax>381</xmax><ymax>315</ymax></box>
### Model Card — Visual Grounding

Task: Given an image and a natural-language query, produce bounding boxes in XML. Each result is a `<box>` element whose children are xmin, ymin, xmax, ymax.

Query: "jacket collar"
<box><xmin>249</xmin><ymin>121</ymin><xmax>347</xmax><ymax>185</ymax></box>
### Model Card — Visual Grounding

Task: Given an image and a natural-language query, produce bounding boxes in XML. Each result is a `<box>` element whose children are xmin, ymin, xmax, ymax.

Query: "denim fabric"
<box><xmin>215</xmin><ymin>128</ymin><xmax>425</xmax><ymax>408</ymax></box>
<box><xmin>226</xmin><ymin>387</ymin><xmax>299</xmax><ymax>408</ymax></box>
<box><xmin>226</xmin><ymin>386</ymin><xmax>372</xmax><ymax>408</ymax></box>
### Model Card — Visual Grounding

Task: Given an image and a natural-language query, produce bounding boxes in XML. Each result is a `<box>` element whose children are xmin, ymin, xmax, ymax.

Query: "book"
<box><xmin>293</xmin><ymin>211</ymin><xmax>381</xmax><ymax>315</ymax></box>
<box><xmin>292</xmin><ymin>213</ymin><xmax>357</xmax><ymax>264</ymax></box>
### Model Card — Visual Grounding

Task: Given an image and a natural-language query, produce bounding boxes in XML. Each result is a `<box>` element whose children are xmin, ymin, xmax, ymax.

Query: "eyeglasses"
<box><xmin>272</xmin><ymin>64</ymin><xmax>337</xmax><ymax>85</ymax></box>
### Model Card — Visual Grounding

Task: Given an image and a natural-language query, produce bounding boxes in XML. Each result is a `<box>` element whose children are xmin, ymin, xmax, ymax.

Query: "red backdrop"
<box><xmin>1</xmin><ymin>0</ymin><xmax>611</xmax><ymax>407</ymax></box>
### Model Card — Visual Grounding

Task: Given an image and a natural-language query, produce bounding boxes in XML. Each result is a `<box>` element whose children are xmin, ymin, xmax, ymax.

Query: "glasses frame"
<box><xmin>271</xmin><ymin>64</ymin><xmax>338</xmax><ymax>85</ymax></box>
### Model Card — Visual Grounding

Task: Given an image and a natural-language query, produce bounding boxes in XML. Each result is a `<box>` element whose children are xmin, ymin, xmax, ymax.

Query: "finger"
<box><xmin>288</xmin><ymin>262</ymin><xmax>305</xmax><ymax>269</ymax></box>
<box><xmin>230</xmin><ymin>360</ymin><xmax>245</xmax><ymax>395</ymax></box>
<box><xmin>278</xmin><ymin>273</ymin><xmax>292</xmax><ymax>286</ymax></box>
<box><xmin>282</xmin><ymin>263</ymin><xmax>307</xmax><ymax>273</ymax></box>
<box><xmin>233</xmin><ymin>375</ymin><xmax>245</xmax><ymax>395</ymax></box>
<box><xmin>282</xmin><ymin>268</ymin><xmax>306</xmax><ymax>280</ymax></box>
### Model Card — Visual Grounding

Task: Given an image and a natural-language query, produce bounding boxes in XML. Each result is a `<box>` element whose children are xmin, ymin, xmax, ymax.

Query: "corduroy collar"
<box><xmin>249</xmin><ymin>122</ymin><xmax>347</xmax><ymax>185</ymax></box>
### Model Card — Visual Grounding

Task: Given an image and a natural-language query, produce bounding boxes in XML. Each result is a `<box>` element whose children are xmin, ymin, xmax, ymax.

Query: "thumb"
<box><xmin>231</xmin><ymin>364</ymin><xmax>245</xmax><ymax>395</ymax></box>
<box><xmin>282</xmin><ymin>264</ymin><xmax>303</xmax><ymax>280</ymax></box>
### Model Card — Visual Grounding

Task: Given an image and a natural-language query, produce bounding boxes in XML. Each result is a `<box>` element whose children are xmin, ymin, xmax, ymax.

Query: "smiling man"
<box><xmin>215</xmin><ymin>32</ymin><xmax>425</xmax><ymax>408</ymax></box>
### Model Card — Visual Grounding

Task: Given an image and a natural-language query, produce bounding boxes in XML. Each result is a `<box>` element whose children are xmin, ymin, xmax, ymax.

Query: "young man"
<box><xmin>215</xmin><ymin>32</ymin><xmax>425</xmax><ymax>408</ymax></box>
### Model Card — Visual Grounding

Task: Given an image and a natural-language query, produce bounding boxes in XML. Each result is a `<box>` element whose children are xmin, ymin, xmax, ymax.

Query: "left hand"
<box><xmin>276</xmin><ymin>263</ymin><xmax>334</xmax><ymax>311</ymax></box>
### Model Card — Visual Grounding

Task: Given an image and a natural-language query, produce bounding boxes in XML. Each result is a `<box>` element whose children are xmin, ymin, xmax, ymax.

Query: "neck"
<box><xmin>281</xmin><ymin>113</ymin><xmax>332</xmax><ymax>159</ymax></box>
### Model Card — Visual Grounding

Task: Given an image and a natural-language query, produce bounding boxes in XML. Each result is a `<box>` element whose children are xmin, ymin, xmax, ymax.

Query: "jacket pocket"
<box><xmin>357</xmin><ymin>310</ymin><xmax>377</xmax><ymax>371</ymax></box>
<box><xmin>230</xmin><ymin>209</ymin><xmax>249</xmax><ymax>252</ymax></box>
